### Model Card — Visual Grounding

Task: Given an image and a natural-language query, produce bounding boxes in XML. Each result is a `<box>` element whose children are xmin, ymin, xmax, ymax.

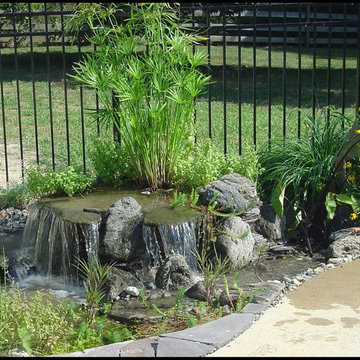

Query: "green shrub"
<box><xmin>75</xmin><ymin>256</ymin><xmax>116</xmax><ymax>325</ymax></box>
<box><xmin>88</xmin><ymin>137</ymin><xmax>137</xmax><ymax>186</ymax></box>
<box><xmin>0</xmin><ymin>284</ymin><xmax>133</xmax><ymax>356</ymax></box>
<box><xmin>0</xmin><ymin>182</ymin><xmax>32</xmax><ymax>209</ymax></box>
<box><xmin>0</xmin><ymin>285</ymin><xmax>76</xmax><ymax>356</ymax></box>
<box><xmin>257</xmin><ymin>107</ymin><xmax>360</xmax><ymax>249</ymax></box>
<box><xmin>258</xmin><ymin>108</ymin><xmax>352</xmax><ymax>213</ymax></box>
<box><xmin>173</xmin><ymin>140</ymin><xmax>262</xmax><ymax>191</ymax></box>
<box><xmin>26</xmin><ymin>166</ymin><xmax>96</xmax><ymax>197</ymax></box>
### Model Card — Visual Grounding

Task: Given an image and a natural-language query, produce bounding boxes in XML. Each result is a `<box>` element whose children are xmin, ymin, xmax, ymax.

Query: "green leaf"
<box><xmin>19</xmin><ymin>327</ymin><xmax>32</xmax><ymax>355</ymax></box>
<box><xmin>335</xmin><ymin>194</ymin><xmax>353</xmax><ymax>205</ymax></box>
<box><xmin>325</xmin><ymin>192</ymin><xmax>337</xmax><ymax>220</ymax></box>
<box><xmin>350</xmin><ymin>195</ymin><xmax>360</xmax><ymax>214</ymax></box>
<box><xmin>270</xmin><ymin>183</ymin><xmax>285</xmax><ymax>218</ymax></box>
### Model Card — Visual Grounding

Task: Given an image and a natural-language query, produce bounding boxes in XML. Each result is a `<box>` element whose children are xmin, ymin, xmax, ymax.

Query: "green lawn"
<box><xmin>0</xmin><ymin>44</ymin><xmax>357</xmax><ymax>182</ymax></box>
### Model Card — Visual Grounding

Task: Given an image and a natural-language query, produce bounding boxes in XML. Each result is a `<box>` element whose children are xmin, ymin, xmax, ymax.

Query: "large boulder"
<box><xmin>220</xmin><ymin>173</ymin><xmax>262</xmax><ymax>224</ymax></box>
<box><xmin>99</xmin><ymin>197</ymin><xmax>145</xmax><ymax>263</ymax></box>
<box><xmin>155</xmin><ymin>254</ymin><xmax>197</xmax><ymax>291</ymax></box>
<box><xmin>104</xmin><ymin>266</ymin><xmax>144</xmax><ymax>300</ymax></box>
<box><xmin>220</xmin><ymin>173</ymin><xmax>259</xmax><ymax>204</ymax></box>
<box><xmin>197</xmin><ymin>179</ymin><xmax>249</xmax><ymax>214</ymax></box>
<box><xmin>253</xmin><ymin>204</ymin><xmax>286</xmax><ymax>242</ymax></box>
<box><xmin>326</xmin><ymin>228</ymin><xmax>360</xmax><ymax>259</ymax></box>
<box><xmin>215</xmin><ymin>216</ymin><xmax>255</xmax><ymax>269</ymax></box>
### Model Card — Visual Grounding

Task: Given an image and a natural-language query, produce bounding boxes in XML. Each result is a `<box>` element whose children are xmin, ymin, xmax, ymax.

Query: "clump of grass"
<box><xmin>258</xmin><ymin>109</ymin><xmax>351</xmax><ymax>218</ymax></box>
<box><xmin>74</xmin><ymin>257</ymin><xmax>116</xmax><ymax>325</ymax></box>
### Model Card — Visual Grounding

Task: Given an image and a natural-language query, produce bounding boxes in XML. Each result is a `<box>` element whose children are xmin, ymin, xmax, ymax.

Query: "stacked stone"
<box><xmin>0</xmin><ymin>207</ymin><xmax>28</xmax><ymax>235</ymax></box>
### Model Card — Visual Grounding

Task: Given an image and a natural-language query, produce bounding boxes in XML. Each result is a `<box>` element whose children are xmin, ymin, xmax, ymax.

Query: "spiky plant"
<box><xmin>67</xmin><ymin>3</ymin><xmax>211</xmax><ymax>190</ymax></box>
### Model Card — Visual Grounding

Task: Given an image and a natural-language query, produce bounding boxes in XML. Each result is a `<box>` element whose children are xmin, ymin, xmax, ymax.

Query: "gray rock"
<box><xmin>327</xmin><ymin>228</ymin><xmax>360</xmax><ymax>259</ymax></box>
<box><xmin>155</xmin><ymin>254</ymin><xmax>197</xmax><ymax>290</ymax></box>
<box><xmin>105</xmin><ymin>267</ymin><xmax>144</xmax><ymax>300</ymax></box>
<box><xmin>247</xmin><ymin>280</ymin><xmax>286</xmax><ymax>304</ymax></box>
<box><xmin>125</xmin><ymin>286</ymin><xmax>140</xmax><ymax>297</ymax></box>
<box><xmin>197</xmin><ymin>180</ymin><xmax>249</xmax><ymax>214</ymax></box>
<box><xmin>218</xmin><ymin>288</ymin><xmax>243</xmax><ymax>307</ymax></box>
<box><xmin>119</xmin><ymin>337</ymin><xmax>157</xmax><ymax>357</ymax></box>
<box><xmin>220</xmin><ymin>173</ymin><xmax>257</xmax><ymax>200</ymax></box>
<box><xmin>215</xmin><ymin>216</ymin><xmax>255</xmax><ymax>269</ymax></box>
<box><xmin>7</xmin><ymin>349</ymin><xmax>29</xmax><ymax>357</ymax></box>
<box><xmin>185</xmin><ymin>280</ymin><xmax>207</xmax><ymax>301</ymax></box>
<box><xmin>108</xmin><ymin>295</ymin><xmax>178</xmax><ymax>325</ymax></box>
<box><xmin>253</xmin><ymin>204</ymin><xmax>286</xmax><ymax>242</ymax></box>
<box><xmin>220</xmin><ymin>173</ymin><xmax>262</xmax><ymax>223</ymax></box>
<box><xmin>6</xmin><ymin>207</ymin><xmax>15</xmax><ymax>215</ymax></box>
<box><xmin>99</xmin><ymin>197</ymin><xmax>145</xmax><ymax>263</ymax></box>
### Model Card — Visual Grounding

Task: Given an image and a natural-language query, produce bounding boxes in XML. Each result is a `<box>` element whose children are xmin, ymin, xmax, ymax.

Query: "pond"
<box><xmin>0</xmin><ymin>187</ymin><xmax>328</xmax><ymax>356</ymax></box>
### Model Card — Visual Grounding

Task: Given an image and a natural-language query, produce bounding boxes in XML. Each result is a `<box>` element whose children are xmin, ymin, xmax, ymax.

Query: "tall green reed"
<box><xmin>67</xmin><ymin>3</ymin><xmax>211</xmax><ymax>190</ymax></box>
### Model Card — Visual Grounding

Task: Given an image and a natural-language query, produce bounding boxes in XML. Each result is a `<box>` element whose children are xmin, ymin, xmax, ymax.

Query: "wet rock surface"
<box><xmin>252</xmin><ymin>204</ymin><xmax>286</xmax><ymax>242</ymax></box>
<box><xmin>105</xmin><ymin>266</ymin><xmax>145</xmax><ymax>301</ymax></box>
<box><xmin>99</xmin><ymin>197</ymin><xmax>145</xmax><ymax>263</ymax></box>
<box><xmin>155</xmin><ymin>254</ymin><xmax>198</xmax><ymax>291</ymax></box>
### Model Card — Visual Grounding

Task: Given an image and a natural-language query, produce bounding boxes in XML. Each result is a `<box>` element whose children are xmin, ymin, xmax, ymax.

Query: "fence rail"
<box><xmin>0</xmin><ymin>2</ymin><xmax>359</xmax><ymax>187</ymax></box>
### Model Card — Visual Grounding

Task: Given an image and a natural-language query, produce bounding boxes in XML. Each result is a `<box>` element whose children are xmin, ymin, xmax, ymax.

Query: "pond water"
<box><xmin>0</xmin><ymin>188</ymin><xmax>325</xmax><ymax>305</ymax></box>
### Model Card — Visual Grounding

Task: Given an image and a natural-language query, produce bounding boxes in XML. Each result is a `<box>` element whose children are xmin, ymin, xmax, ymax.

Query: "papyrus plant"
<box><xmin>67</xmin><ymin>3</ymin><xmax>211</xmax><ymax>190</ymax></box>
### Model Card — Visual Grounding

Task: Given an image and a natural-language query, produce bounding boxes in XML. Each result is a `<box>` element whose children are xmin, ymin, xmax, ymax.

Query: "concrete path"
<box><xmin>208</xmin><ymin>258</ymin><xmax>360</xmax><ymax>357</ymax></box>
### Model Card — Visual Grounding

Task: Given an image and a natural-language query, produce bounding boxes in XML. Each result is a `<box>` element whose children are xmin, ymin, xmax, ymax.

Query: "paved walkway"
<box><xmin>54</xmin><ymin>258</ymin><xmax>360</xmax><ymax>357</ymax></box>
<box><xmin>208</xmin><ymin>258</ymin><xmax>360</xmax><ymax>357</ymax></box>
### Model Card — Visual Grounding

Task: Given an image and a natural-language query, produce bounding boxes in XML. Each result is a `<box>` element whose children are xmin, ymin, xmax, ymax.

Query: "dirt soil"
<box><xmin>0</xmin><ymin>143</ymin><xmax>33</xmax><ymax>188</ymax></box>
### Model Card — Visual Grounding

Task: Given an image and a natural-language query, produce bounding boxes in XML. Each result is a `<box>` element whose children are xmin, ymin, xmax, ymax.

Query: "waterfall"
<box><xmin>22</xmin><ymin>203</ymin><xmax>100</xmax><ymax>282</ymax></box>
<box><xmin>20</xmin><ymin>194</ymin><xmax>206</xmax><ymax>286</ymax></box>
<box><xmin>142</xmin><ymin>218</ymin><xmax>203</xmax><ymax>278</ymax></box>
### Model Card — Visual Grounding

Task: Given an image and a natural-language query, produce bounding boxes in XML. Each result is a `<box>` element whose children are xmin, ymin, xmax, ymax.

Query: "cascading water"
<box><xmin>22</xmin><ymin>202</ymin><xmax>100</xmax><ymax>282</ymax></box>
<box><xmin>142</xmin><ymin>216</ymin><xmax>205</xmax><ymax>279</ymax></box>
<box><xmin>17</xmin><ymin>189</ymin><xmax>205</xmax><ymax>289</ymax></box>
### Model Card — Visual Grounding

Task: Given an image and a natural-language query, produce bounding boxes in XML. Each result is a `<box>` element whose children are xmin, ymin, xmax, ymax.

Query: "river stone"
<box><xmin>253</xmin><ymin>204</ymin><xmax>286</xmax><ymax>242</ymax></box>
<box><xmin>125</xmin><ymin>286</ymin><xmax>140</xmax><ymax>297</ymax></box>
<box><xmin>108</xmin><ymin>295</ymin><xmax>178</xmax><ymax>325</ymax></box>
<box><xmin>326</xmin><ymin>228</ymin><xmax>360</xmax><ymax>259</ymax></box>
<box><xmin>105</xmin><ymin>267</ymin><xmax>144</xmax><ymax>300</ymax></box>
<box><xmin>197</xmin><ymin>179</ymin><xmax>249</xmax><ymax>214</ymax></box>
<box><xmin>185</xmin><ymin>280</ymin><xmax>207</xmax><ymax>301</ymax></box>
<box><xmin>155</xmin><ymin>254</ymin><xmax>197</xmax><ymax>291</ymax></box>
<box><xmin>99</xmin><ymin>197</ymin><xmax>145</xmax><ymax>263</ymax></box>
<box><xmin>216</xmin><ymin>216</ymin><xmax>255</xmax><ymax>269</ymax></box>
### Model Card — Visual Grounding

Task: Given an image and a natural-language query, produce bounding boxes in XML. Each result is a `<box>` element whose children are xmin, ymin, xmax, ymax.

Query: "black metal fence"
<box><xmin>0</xmin><ymin>3</ymin><xmax>359</xmax><ymax>187</ymax></box>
